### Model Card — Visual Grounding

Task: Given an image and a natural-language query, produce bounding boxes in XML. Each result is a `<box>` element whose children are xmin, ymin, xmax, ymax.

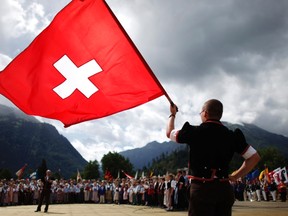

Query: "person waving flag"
<box><xmin>0</xmin><ymin>0</ymin><xmax>171</xmax><ymax>127</ymax></box>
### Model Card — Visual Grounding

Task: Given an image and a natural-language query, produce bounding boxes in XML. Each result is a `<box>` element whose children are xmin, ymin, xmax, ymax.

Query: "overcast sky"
<box><xmin>1</xmin><ymin>0</ymin><xmax>288</xmax><ymax>162</ymax></box>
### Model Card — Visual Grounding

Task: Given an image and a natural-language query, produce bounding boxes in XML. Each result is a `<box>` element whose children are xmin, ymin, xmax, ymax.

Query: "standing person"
<box><xmin>176</xmin><ymin>170</ymin><xmax>186</xmax><ymax>210</ymax></box>
<box><xmin>122</xmin><ymin>183</ymin><xmax>129</xmax><ymax>204</ymax></box>
<box><xmin>7</xmin><ymin>182</ymin><xmax>13</xmax><ymax>205</ymax></box>
<box><xmin>268</xmin><ymin>179</ymin><xmax>277</xmax><ymax>201</ymax></box>
<box><xmin>98</xmin><ymin>181</ymin><xmax>106</xmax><ymax>204</ymax></box>
<box><xmin>91</xmin><ymin>181</ymin><xmax>99</xmax><ymax>203</ymax></box>
<box><xmin>152</xmin><ymin>176</ymin><xmax>159</xmax><ymax>206</ymax></box>
<box><xmin>35</xmin><ymin>170</ymin><xmax>54</xmax><ymax>213</ymax></box>
<box><xmin>278</xmin><ymin>180</ymin><xmax>287</xmax><ymax>202</ymax></box>
<box><xmin>113</xmin><ymin>180</ymin><xmax>120</xmax><ymax>204</ymax></box>
<box><xmin>255</xmin><ymin>179</ymin><xmax>261</xmax><ymax>202</ymax></box>
<box><xmin>157</xmin><ymin>177</ymin><xmax>165</xmax><ymax>208</ymax></box>
<box><xmin>166</xmin><ymin>99</ymin><xmax>260</xmax><ymax>216</ymax></box>
<box><xmin>260</xmin><ymin>179</ymin><xmax>268</xmax><ymax>201</ymax></box>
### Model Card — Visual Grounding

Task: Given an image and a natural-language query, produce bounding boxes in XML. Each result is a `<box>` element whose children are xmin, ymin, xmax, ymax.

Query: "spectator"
<box><xmin>278</xmin><ymin>180</ymin><xmax>286</xmax><ymax>202</ymax></box>
<box><xmin>35</xmin><ymin>170</ymin><xmax>54</xmax><ymax>213</ymax></box>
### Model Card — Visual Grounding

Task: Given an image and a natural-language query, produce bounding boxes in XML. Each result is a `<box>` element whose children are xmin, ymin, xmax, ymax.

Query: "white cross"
<box><xmin>53</xmin><ymin>55</ymin><xmax>102</xmax><ymax>99</ymax></box>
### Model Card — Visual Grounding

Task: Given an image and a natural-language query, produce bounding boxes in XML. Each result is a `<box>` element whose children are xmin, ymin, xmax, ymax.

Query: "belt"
<box><xmin>190</xmin><ymin>167</ymin><xmax>229</xmax><ymax>179</ymax></box>
<box><xmin>190</xmin><ymin>176</ymin><xmax>229</xmax><ymax>183</ymax></box>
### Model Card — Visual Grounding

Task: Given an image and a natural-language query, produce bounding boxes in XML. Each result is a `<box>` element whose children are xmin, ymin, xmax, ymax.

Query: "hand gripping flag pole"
<box><xmin>0</xmin><ymin>0</ymin><xmax>174</xmax><ymax>127</ymax></box>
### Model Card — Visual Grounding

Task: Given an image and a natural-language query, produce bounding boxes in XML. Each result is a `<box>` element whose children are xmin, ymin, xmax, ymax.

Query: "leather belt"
<box><xmin>190</xmin><ymin>176</ymin><xmax>229</xmax><ymax>183</ymax></box>
<box><xmin>190</xmin><ymin>167</ymin><xmax>229</xmax><ymax>179</ymax></box>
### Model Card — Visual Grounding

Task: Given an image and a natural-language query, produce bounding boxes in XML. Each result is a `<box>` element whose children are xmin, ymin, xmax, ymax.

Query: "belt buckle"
<box><xmin>202</xmin><ymin>177</ymin><xmax>206</xmax><ymax>183</ymax></box>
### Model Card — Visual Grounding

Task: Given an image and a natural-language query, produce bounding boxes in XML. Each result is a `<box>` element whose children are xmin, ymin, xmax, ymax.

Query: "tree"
<box><xmin>82</xmin><ymin>160</ymin><xmax>100</xmax><ymax>179</ymax></box>
<box><xmin>0</xmin><ymin>168</ymin><xmax>12</xmax><ymax>179</ymax></box>
<box><xmin>54</xmin><ymin>171</ymin><xmax>62</xmax><ymax>180</ymax></box>
<box><xmin>257</xmin><ymin>147</ymin><xmax>287</xmax><ymax>170</ymax></box>
<box><xmin>101</xmin><ymin>152</ymin><xmax>133</xmax><ymax>179</ymax></box>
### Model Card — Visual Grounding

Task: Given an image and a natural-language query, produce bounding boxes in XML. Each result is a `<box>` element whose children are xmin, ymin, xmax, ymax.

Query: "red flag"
<box><xmin>16</xmin><ymin>164</ymin><xmax>28</xmax><ymax>179</ymax></box>
<box><xmin>104</xmin><ymin>169</ymin><xmax>113</xmax><ymax>181</ymax></box>
<box><xmin>121</xmin><ymin>170</ymin><xmax>134</xmax><ymax>179</ymax></box>
<box><xmin>0</xmin><ymin>0</ymin><xmax>166</xmax><ymax>127</ymax></box>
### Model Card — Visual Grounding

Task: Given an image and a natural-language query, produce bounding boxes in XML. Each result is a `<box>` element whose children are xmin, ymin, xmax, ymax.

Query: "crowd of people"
<box><xmin>0</xmin><ymin>170</ymin><xmax>190</xmax><ymax>211</ymax></box>
<box><xmin>233</xmin><ymin>178</ymin><xmax>287</xmax><ymax>202</ymax></box>
<box><xmin>0</xmin><ymin>169</ymin><xmax>287</xmax><ymax>210</ymax></box>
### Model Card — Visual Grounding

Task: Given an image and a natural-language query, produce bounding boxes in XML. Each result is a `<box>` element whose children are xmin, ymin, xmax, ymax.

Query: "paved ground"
<box><xmin>233</xmin><ymin>201</ymin><xmax>288</xmax><ymax>216</ymax></box>
<box><xmin>0</xmin><ymin>201</ymin><xmax>287</xmax><ymax>216</ymax></box>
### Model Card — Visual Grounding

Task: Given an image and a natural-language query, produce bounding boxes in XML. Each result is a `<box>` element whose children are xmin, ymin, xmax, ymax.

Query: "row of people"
<box><xmin>0</xmin><ymin>170</ymin><xmax>189</xmax><ymax>211</ymax></box>
<box><xmin>233</xmin><ymin>178</ymin><xmax>287</xmax><ymax>202</ymax></box>
<box><xmin>1</xmin><ymin>172</ymin><xmax>287</xmax><ymax>209</ymax></box>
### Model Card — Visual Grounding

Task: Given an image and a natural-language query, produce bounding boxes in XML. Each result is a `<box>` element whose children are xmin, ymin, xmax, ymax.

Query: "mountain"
<box><xmin>119</xmin><ymin>141</ymin><xmax>185</xmax><ymax>170</ymax></box>
<box><xmin>0</xmin><ymin>104</ymin><xmax>87</xmax><ymax>178</ymax></box>
<box><xmin>222</xmin><ymin>122</ymin><xmax>288</xmax><ymax>157</ymax></box>
<box><xmin>120</xmin><ymin>121</ymin><xmax>288</xmax><ymax>170</ymax></box>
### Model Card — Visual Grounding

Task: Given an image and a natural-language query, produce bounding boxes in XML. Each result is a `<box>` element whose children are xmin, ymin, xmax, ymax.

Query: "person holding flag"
<box><xmin>166</xmin><ymin>99</ymin><xmax>260</xmax><ymax>216</ymax></box>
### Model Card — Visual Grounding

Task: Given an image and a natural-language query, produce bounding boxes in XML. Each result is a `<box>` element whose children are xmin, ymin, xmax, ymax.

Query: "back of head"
<box><xmin>203</xmin><ymin>99</ymin><xmax>223</xmax><ymax>120</ymax></box>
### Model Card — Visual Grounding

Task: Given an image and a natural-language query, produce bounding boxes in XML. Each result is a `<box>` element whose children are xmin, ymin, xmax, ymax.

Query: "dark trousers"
<box><xmin>177</xmin><ymin>187</ymin><xmax>188</xmax><ymax>209</ymax></box>
<box><xmin>188</xmin><ymin>181</ymin><xmax>234</xmax><ymax>216</ymax></box>
<box><xmin>37</xmin><ymin>190</ymin><xmax>51</xmax><ymax>211</ymax></box>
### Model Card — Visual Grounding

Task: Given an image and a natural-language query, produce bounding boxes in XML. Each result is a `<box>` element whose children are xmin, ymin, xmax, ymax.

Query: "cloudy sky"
<box><xmin>1</xmin><ymin>0</ymin><xmax>288</xmax><ymax>162</ymax></box>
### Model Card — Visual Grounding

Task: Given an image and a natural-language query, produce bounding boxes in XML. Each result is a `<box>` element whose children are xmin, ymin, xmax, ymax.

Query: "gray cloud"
<box><xmin>123</xmin><ymin>0</ymin><xmax>288</xmax><ymax>83</ymax></box>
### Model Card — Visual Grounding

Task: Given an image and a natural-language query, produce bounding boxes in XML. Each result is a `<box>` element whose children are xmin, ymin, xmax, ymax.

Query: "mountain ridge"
<box><xmin>119</xmin><ymin>141</ymin><xmax>185</xmax><ymax>169</ymax></box>
<box><xmin>0</xmin><ymin>104</ymin><xmax>87</xmax><ymax>178</ymax></box>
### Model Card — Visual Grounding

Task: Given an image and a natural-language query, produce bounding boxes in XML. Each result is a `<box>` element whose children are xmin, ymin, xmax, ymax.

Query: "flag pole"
<box><xmin>103</xmin><ymin>0</ymin><xmax>174</xmax><ymax>106</ymax></box>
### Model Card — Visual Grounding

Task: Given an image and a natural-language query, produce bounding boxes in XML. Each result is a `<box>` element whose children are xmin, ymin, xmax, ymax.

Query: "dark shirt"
<box><xmin>98</xmin><ymin>186</ymin><xmax>106</xmax><ymax>195</ymax></box>
<box><xmin>176</xmin><ymin>121</ymin><xmax>249</xmax><ymax>178</ymax></box>
<box><xmin>177</xmin><ymin>175</ymin><xmax>185</xmax><ymax>188</ymax></box>
<box><xmin>42</xmin><ymin>176</ymin><xmax>53</xmax><ymax>192</ymax></box>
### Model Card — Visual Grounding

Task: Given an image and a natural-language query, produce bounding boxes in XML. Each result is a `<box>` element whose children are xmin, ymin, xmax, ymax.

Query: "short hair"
<box><xmin>203</xmin><ymin>99</ymin><xmax>223</xmax><ymax>120</ymax></box>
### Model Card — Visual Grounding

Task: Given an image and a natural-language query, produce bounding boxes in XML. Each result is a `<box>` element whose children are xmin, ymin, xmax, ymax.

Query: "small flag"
<box><xmin>121</xmin><ymin>170</ymin><xmax>133</xmax><ymax>179</ymax></box>
<box><xmin>77</xmin><ymin>169</ymin><xmax>82</xmax><ymax>182</ymax></box>
<box><xmin>16</xmin><ymin>164</ymin><xmax>28</xmax><ymax>179</ymax></box>
<box><xmin>280</xmin><ymin>167</ymin><xmax>288</xmax><ymax>183</ymax></box>
<box><xmin>104</xmin><ymin>169</ymin><xmax>113</xmax><ymax>181</ymax></box>
<box><xmin>259</xmin><ymin>170</ymin><xmax>265</xmax><ymax>180</ymax></box>
<box><xmin>29</xmin><ymin>171</ymin><xmax>37</xmax><ymax>179</ymax></box>
<box><xmin>251</xmin><ymin>169</ymin><xmax>260</xmax><ymax>180</ymax></box>
<box><xmin>272</xmin><ymin>167</ymin><xmax>281</xmax><ymax>185</ymax></box>
<box><xmin>134</xmin><ymin>170</ymin><xmax>138</xmax><ymax>180</ymax></box>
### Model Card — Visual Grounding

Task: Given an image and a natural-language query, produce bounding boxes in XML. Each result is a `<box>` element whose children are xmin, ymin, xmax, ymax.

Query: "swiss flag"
<box><xmin>0</xmin><ymin>0</ymin><xmax>165</xmax><ymax>127</ymax></box>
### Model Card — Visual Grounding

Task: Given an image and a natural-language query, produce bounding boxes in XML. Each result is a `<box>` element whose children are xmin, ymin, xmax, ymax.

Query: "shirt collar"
<box><xmin>203</xmin><ymin>119</ymin><xmax>223</xmax><ymax>125</ymax></box>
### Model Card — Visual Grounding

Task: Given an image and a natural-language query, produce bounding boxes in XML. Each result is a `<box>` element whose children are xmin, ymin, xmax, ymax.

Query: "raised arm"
<box><xmin>166</xmin><ymin>103</ymin><xmax>178</xmax><ymax>138</ymax></box>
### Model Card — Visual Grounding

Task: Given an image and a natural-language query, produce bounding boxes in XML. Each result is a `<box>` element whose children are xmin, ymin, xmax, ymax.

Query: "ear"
<box><xmin>203</xmin><ymin>110</ymin><xmax>209</xmax><ymax>118</ymax></box>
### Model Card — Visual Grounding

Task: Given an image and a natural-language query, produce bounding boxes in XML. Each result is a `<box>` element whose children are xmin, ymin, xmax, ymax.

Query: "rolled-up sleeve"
<box><xmin>172</xmin><ymin>122</ymin><xmax>195</xmax><ymax>144</ymax></box>
<box><xmin>233</xmin><ymin>128</ymin><xmax>257</xmax><ymax>159</ymax></box>
<box><xmin>242</xmin><ymin>145</ymin><xmax>257</xmax><ymax>159</ymax></box>
<box><xmin>170</xmin><ymin>129</ymin><xmax>179</xmax><ymax>142</ymax></box>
